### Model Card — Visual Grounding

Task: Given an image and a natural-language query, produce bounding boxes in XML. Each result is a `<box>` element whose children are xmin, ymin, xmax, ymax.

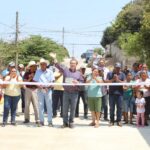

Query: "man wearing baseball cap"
<box><xmin>106</xmin><ymin>62</ymin><xmax>126</xmax><ymax>127</ymax></box>
<box><xmin>1</xmin><ymin>62</ymin><xmax>15</xmax><ymax>78</ymax></box>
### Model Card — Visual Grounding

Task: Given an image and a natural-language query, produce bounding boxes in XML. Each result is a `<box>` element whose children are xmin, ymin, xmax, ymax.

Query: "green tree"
<box><xmin>18</xmin><ymin>35</ymin><xmax>69</xmax><ymax>64</ymax></box>
<box><xmin>114</xmin><ymin>2</ymin><xmax>143</xmax><ymax>34</ymax></box>
<box><xmin>101</xmin><ymin>0</ymin><xmax>144</xmax><ymax>47</ymax></box>
<box><xmin>118</xmin><ymin>32</ymin><xmax>144</xmax><ymax>60</ymax></box>
<box><xmin>0</xmin><ymin>35</ymin><xmax>69</xmax><ymax>68</ymax></box>
<box><xmin>93</xmin><ymin>47</ymin><xmax>104</xmax><ymax>55</ymax></box>
<box><xmin>101</xmin><ymin>0</ymin><xmax>150</xmax><ymax>67</ymax></box>
<box><xmin>140</xmin><ymin>1</ymin><xmax>150</xmax><ymax>66</ymax></box>
<box><xmin>101</xmin><ymin>26</ymin><xmax>117</xmax><ymax>47</ymax></box>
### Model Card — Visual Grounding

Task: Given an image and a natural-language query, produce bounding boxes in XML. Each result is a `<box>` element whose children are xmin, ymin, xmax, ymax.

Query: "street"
<box><xmin>0</xmin><ymin>102</ymin><xmax>150</xmax><ymax>150</ymax></box>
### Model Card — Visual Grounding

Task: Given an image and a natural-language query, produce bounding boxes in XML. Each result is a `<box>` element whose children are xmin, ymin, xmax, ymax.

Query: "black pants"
<box><xmin>75</xmin><ymin>91</ymin><xmax>88</xmax><ymax>116</ymax></box>
<box><xmin>21</xmin><ymin>88</ymin><xmax>25</xmax><ymax>112</ymax></box>
<box><xmin>52</xmin><ymin>90</ymin><xmax>63</xmax><ymax>117</ymax></box>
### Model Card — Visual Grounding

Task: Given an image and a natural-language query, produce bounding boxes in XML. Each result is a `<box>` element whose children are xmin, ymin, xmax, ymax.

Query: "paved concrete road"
<box><xmin>0</xmin><ymin>102</ymin><xmax>150</xmax><ymax>150</ymax></box>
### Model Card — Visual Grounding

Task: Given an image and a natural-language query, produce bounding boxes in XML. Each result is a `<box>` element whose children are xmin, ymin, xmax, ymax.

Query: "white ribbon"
<box><xmin>0</xmin><ymin>81</ymin><xmax>150</xmax><ymax>86</ymax></box>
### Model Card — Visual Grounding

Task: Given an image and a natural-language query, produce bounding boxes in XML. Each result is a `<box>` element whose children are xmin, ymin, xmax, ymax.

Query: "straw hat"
<box><xmin>28</xmin><ymin>61</ymin><xmax>37</xmax><ymax>67</ymax></box>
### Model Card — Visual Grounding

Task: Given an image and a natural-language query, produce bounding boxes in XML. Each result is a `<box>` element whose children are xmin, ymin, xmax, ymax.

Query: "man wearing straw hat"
<box><xmin>33</xmin><ymin>58</ymin><xmax>55</xmax><ymax>127</ymax></box>
<box><xmin>23</xmin><ymin>61</ymin><xmax>40</xmax><ymax>125</ymax></box>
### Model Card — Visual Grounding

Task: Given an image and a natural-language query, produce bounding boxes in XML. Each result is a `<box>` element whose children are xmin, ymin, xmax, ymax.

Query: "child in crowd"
<box><xmin>135</xmin><ymin>90</ymin><xmax>145</xmax><ymax>127</ymax></box>
<box><xmin>123</xmin><ymin>72</ymin><xmax>135</xmax><ymax>124</ymax></box>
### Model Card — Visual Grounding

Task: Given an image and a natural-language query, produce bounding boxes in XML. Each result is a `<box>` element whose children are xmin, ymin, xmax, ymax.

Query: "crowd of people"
<box><xmin>0</xmin><ymin>52</ymin><xmax>150</xmax><ymax>129</ymax></box>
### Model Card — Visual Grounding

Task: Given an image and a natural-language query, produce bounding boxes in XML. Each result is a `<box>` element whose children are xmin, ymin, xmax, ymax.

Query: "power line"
<box><xmin>71</xmin><ymin>22</ymin><xmax>110</xmax><ymax>30</ymax></box>
<box><xmin>0</xmin><ymin>22</ymin><xmax>15</xmax><ymax>30</ymax></box>
<box><xmin>0</xmin><ymin>32</ymin><xmax>15</xmax><ymax>35</ymax></box>
<box><xmin>19</xmin><ymin>30</ymin><xmax>102</xmax><ymax>37</ymax></box>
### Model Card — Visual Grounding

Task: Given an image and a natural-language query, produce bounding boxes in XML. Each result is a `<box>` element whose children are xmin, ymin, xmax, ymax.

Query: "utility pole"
<box><xmin>62</xmin><ymin>27</ymin><xmax>65</xmax><ymax>47</ymax></box>
<box><xmin>15</xmin><ymin>11</ymin><xmax>19</xmax><ymax>69</ymax></box>
<box><xmin>72</xmin><ymin>44</ymin><xmax>75</xmax><ymax>58</ymax></box>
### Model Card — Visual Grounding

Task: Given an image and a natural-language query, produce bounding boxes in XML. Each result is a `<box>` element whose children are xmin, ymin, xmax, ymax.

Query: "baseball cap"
<box><xmin>115</xmin><ymin>62</ymin><xmax>121</xmax><ymax>68</ymax></box>
<box><xmin>80</xmin><ymin>65</ymin><xmax>86</xmax><ymax>69</ymax></box>
<box><xmin>19</xmin><ymin>64</ymin><xmax>24</xmax><ymax>68</ymax></box>
<box><xmin>9</xmin><ymin>61</ymin><xmax>15</xmax><ymax>67</ymax></box>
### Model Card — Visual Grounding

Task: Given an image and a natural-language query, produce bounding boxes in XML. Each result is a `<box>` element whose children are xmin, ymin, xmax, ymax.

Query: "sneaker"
<box><xmin>36</xmin><ymin>122</ymin><xmax>41</xmax><ymax>127</ymax></box>
<box><xmin>104</xmin><ymin>118</ymin><xmax>109</xmax><ymax>121</ymax></box>
<box><xmin>123</xmin><ymin>121</ymin><xmax>128</xmax><ymax>124</ymax></box>
<box><xmin>61</xmin><ymin>123</ymin><xmax>69</xmax><ymax>128</ymax></box>
<box><xmin>48</xmin><ymin>123</ymin><xmax>53</xmax><ymax>127</ymax></box>
<box><xmin>35</xmin><ymin>121</ymin><xmax>40</xmax><ymax>124</ymax></box>
<box><xmin>23</xmin><ymin>119</ymin><xmax>30</xmax><ymax>124</ymax></box>
<box><xmin>11</xmin><ymin>122</ymin><xmax>17</xmax><ymax>126</ymax></box>
<box><xmin>109</xmin><ymin>122</ymin><xmax>114</xmax><ymax>127</ymax></box>
<box><xmin>75</xmin><ymin>114</ymin><xmax>79</xmax><ymax>118</ymax></box>
<box><xmin>40</xmin><ymin>122</ymin><xmax>44</xmax><ymax>126</ymax></box>
<box><xmin>84</xmin><ymin>115</ymin><xmax>88</xmax><ymax>119</ymax></box>
<box><xmin>69</xmin><ymin>123</ymin><xmax>75</xmax><ymax>129</ymax></box>
<box><xmin>117</xmin><ymin>122</ymin><xmax>122</xmax><ymax>127</ymax></box>
<box><xmin>53</xmin><ymin>115</ymin><xmax>57</xmax><ymax>118</ymax></box>
<box><xmin>2</xmin><ymin>123</ymin><xmax>6</xmax><ymax>127</ymax></box>
<box><xmin>130</xmin><ymin>121</ymin><xmax>134</xmax><ymax>125</ymax></box>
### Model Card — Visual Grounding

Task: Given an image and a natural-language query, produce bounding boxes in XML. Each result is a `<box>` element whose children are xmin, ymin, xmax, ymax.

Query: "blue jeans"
<box><xmin>109</xmin><ymin>94</ymin><xmax>123</xmax><ymax>122</ymax></box>
<box><xmin>37</xmin><ymin>89</ymin><xmax>53</xmax><ymax>123</ymax></box>
<box><xmin>3</xmin><ymin>95</ymin><xmax>20</xmax><ymax>123</ymax></box>
<box><xmin>63</xmin><ymin>91</ymin><xmax>78</xmax><ymax>124</ymax></box>
<box><xmin>123</xmin><ymin>96</ymin><xmax>135</xmax><ymax>113</ymax></box>
<box><xmin>101</xmin><ymin>94</ymin><xmax>108</xmax><ymax>119</ymax></box>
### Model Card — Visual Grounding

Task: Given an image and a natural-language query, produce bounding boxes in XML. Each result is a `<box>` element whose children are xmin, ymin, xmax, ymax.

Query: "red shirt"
<box><xmin>23</xmin><ymin>71</ymin><xmax>37</xmax><ymax>89</ymax></box>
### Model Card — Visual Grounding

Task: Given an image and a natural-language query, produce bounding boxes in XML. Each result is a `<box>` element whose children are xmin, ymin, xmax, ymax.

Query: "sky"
<box><xmin>0</xmin><ymin>0</ymin><xmax>132</xmax><ymax>58</ymax></box>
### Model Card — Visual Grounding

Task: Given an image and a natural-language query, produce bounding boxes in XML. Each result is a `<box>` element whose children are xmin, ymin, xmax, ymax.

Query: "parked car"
<box><xmin>81</xmin><ymin>50</ymin><xmax>94</xmax><ymax>63</ymax></box>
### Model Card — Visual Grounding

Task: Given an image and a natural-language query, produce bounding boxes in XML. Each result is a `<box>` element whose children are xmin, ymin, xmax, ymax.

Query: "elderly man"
<box><xmin>33</xmin><ymin>58</ymin><xmax>55</xmax><ymax>127</ymax></box>
<box><xmin>106</xmin><ymin>62</ymin><xmax>126</xmax><ymax>127</ymax></box>
<box><xmin>23</xmin><ymin>61</ymin><xmax>40</xmax><ymax>125</ymax></box>
<box><xmin>50</xmin><ymin>53</ymin><xmax>84</xmax><ymax>128</ymax></box>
